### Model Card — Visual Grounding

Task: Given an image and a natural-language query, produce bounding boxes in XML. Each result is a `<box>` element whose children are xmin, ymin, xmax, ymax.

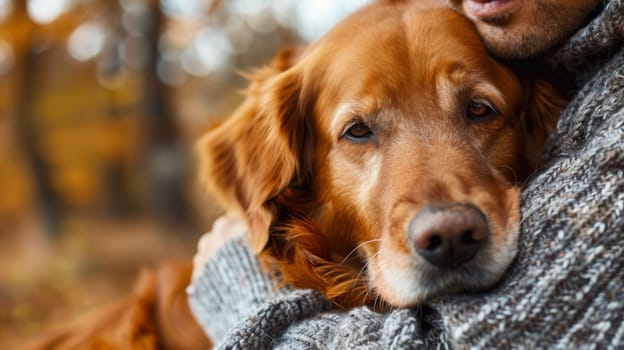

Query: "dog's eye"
<box><xmin>466</xmin><ymin>100</ymin><xmax>497</xmax><ymax>121</ymax></box>
<box><xmin>343</xmin><ymin>122</ymin><xmax>374</xmax><ymax>143</ymax></box>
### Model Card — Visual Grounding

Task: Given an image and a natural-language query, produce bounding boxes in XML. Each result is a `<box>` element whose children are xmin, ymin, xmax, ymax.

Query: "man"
<box><xmin>188</xmin><ymin>0</ymin><xmax>624</xmax><ymax>348</ymax></box>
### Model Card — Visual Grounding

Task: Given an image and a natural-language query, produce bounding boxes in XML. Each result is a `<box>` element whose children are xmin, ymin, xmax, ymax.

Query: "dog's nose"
<box><xmin>408</xmin><ymin>204</ymin><xmax>489</xmax><ymax>269</ymax></box>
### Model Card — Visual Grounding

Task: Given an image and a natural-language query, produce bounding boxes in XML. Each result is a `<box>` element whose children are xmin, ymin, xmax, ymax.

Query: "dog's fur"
<box><xmin>200</xmin><ymin>0</ymin><xmax>566</xmax><ymax>308</ymax></box>
<box><xmin>28</xmin><ymin>1</ymin><xmax>566</xmax><ymax>348</ymax></box>
<box><xmin>25</xmin><ymin>262</ymin><xmax>211</xmax><ymax>350</ymax></box>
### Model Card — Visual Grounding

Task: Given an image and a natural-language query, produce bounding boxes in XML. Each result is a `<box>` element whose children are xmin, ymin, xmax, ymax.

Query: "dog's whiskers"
<box><xmin>349</xmin><ymin>249</ymin><xmax>382</xmax><ymax>300</ymax></box>
<box><xmin>341</xmin><ymin>239</ymin><xmax>383</xmax><ymax>264</ymax></box>
<box><xmin>369</xmin><ymin>249</ymin><xmax>392</xmax><ymax>310</ymax></box>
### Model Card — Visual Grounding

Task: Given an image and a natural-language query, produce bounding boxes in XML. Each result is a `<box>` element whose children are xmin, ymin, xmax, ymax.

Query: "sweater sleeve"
<box><xmin>186</xmin><ymin>237</ymin><xmax>291</xmax><ymax>342</ymax></box>
<box><xmin>187</xmin><ymin>238</ymin><xmax>445</xmax><ymax>349</ymax></box>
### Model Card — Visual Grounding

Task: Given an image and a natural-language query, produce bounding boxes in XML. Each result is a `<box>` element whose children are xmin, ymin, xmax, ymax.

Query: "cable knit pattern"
<box><xmin>547</xmin><ymin>0</ymin><xmax>623</xmax><ymax>81</ymax></box>
<box><xmin>218</xmin><ymin>290</ymin><xmax>332</xmax><ymax>350</ymax></box>
<box><xmin>189</xmin><ymin>1</ymin><xmax>624</xmax><ymax>348</ymax></box>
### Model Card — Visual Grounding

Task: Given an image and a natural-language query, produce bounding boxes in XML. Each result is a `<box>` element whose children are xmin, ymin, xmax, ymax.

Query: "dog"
<box><xmin>28</xmin><ymin>2</ymin><xmax>565</xmax><ymax>348</ymax></box>
<box><xmin>199</xmin><ymin>0</ymin><xmax>566</xmax><ymax>308</ymax></box>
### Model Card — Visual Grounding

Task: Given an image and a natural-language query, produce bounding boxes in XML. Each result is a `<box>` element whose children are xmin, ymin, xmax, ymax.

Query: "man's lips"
<box><xmin>463</xmin><ymin>0</ymin><xmax>520</xmax><ymax>19</ymax></box>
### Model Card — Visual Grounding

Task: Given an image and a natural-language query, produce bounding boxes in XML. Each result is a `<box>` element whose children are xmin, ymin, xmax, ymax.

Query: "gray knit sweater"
<box><xmin>188</xmin><ymin>1</ymin><xmax>624</xmax><ymax>348</ymax></box>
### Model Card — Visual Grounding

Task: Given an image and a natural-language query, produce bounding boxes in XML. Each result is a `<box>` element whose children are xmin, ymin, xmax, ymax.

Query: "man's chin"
<box><xmin>474</xmin><ymin>25</ymin><xmax>544</xmax><ymax>60</ymax></box>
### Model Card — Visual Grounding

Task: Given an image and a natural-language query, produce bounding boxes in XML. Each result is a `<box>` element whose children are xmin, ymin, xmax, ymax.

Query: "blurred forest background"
<box><xmin>0</xmin><ymin>0</ymin><xmax>369</xmax><ymax>346</ymax></box>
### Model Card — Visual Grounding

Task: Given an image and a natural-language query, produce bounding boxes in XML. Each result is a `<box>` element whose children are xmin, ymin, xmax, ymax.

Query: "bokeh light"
<box><xmin>294</xmin><ymin>0</ymin><xmax>371</xmax><ymax>41</ymax></box>
<box><xmin>157</xmin><ymin>56</ymin><xmax>187</xmax><ymax>86</ymax></box>
<box><xmin>27</xmin><ymin>0</ymin><xmax>72</xmax><ymax>24</ymax></box>
<box><xmin>223</xmin><ymin>16</ymin><xmax>253</xmax><ymax>54</ymax></box>
<box><xmin>227</xmin><ymin>0</ymin><xmax>270</xmax><ymax>17</ymax></box>
<box><xmin>270</xmin><ymin>0</ymin><xmax>296</xmax><ymax>28</ymax></box>
<box><xmin>245</xmin><ymin>7</ymin><xmax>277</xmax><ymax>34</ymax></box>
<box><xmin>179</xmin><ymin>26</ymin><xmax>234</xmax><ymax>78</ymax></box>
<box><xmin>0</xmin><ymin>0</ymin><xmax>12</xmax><ymax>23</ymax></box>
<box><xmin>121</xmin><ymin>2</ymin><xmax>151</xmax><ymax>36</ymax></box>
<box><xmin>193</xmin><ymin>26</ymin><xmax>233</xmax><ymax>73</ymax></box>
<box><xmin>67</xmin><ymin>22</ymin><xmax>108</xmax><ymax>62</ymax></box>
<box><xmin>160</xmin><ymin>0</ymin><xmax>205</xmax><ymax>20</ymax></box>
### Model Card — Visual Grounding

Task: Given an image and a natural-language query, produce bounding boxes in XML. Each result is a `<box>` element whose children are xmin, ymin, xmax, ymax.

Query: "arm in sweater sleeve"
<box><xmin>188</xmin><ymin>237</ymin><xmax>446</xmax><ymax>349</ymax></box>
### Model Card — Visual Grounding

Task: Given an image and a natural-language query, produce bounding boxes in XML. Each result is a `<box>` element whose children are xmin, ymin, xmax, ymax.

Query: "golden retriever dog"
<box><xmin>28</xmin><ymin>1</ymin><xmax>565</xmax><ymax>348</ymax></box>
<box><xmin>200</xmin><ymin>0</ymin><xmax>565</xmax><ymax>308</ymax></box>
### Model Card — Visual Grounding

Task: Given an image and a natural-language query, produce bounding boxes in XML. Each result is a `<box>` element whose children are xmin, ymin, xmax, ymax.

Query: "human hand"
<box><xmin>192</xmin><ymin>214</ymin><xmax>248</xmax><ymax>281</ymax></box>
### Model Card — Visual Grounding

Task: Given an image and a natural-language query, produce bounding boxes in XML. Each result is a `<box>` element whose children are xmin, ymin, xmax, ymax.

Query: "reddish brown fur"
<box><xmin>199</xmin><ymin>1</ymin><xmax>566</xmax><ymax>309</ymax></box>
<box><xmin>26</xmin><ymin>262</ymin><xmax>211</xmax><ymax>350</ymax></box>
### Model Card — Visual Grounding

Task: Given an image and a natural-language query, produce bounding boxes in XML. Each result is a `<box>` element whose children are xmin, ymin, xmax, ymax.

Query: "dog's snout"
<box><xmin>408</xmin><ymin>205</ymin><xmax>489</xmax><ymax>269</ymax></box>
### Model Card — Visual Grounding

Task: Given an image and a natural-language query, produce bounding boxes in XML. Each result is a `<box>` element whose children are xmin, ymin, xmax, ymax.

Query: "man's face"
<box><xmin>447</xmin><ymin>0</ymin><xmax>602</xmax><ymax>59</ymax></box>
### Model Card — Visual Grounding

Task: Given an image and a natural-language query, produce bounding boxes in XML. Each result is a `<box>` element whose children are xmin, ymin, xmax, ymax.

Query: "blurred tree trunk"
<box><xmin>13</xmin><ymin>2</ymin><xmax>62</xmax><ymax>233</ymax></box>
<box><xmin>142</xmin><ymin>0</ymin><xmax>189</xmax><ymax>223</ymax></box>
<box><xmin>97</xmin><ymin>0</ymin><xmax>136</xmax><ymax>218</ymax></box>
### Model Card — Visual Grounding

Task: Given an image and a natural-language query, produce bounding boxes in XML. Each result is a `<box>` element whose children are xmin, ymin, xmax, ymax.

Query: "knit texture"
<box><xmin>187</xmin><ymin>237</ymin><xmax>293</xmax><ymax>342</ymax></box>
<box><xmin>189</xmin><ymin>1</ymin><xmax>624</xmax><ymax>348</ymax></box>
<box><xmin>189</xmin><ymin>239</ymin><xmax>449</xmax><ymax>349</ymax></box>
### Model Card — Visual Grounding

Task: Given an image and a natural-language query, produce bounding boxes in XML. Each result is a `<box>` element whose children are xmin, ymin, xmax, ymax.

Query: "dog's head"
<box><xmin>199</xmin><ymin>2</ymin><xmax>565</xmax><ymax>307</ymax></box>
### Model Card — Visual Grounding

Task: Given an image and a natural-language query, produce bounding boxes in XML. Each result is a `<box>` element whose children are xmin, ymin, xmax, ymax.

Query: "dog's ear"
<box><xmin>522</xmin><ymin>79</ymin><xmax>567</xmax><ymax>167</ymax></box>
<box><xmin>267</xmin><ymin>46</ymin><xmax>307</xmax><ymax>71</ymax></box>
<box><xmin>198</xmin><ymin>50</ymin><xmax>310</xmax><ymax>253</ymax></box>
